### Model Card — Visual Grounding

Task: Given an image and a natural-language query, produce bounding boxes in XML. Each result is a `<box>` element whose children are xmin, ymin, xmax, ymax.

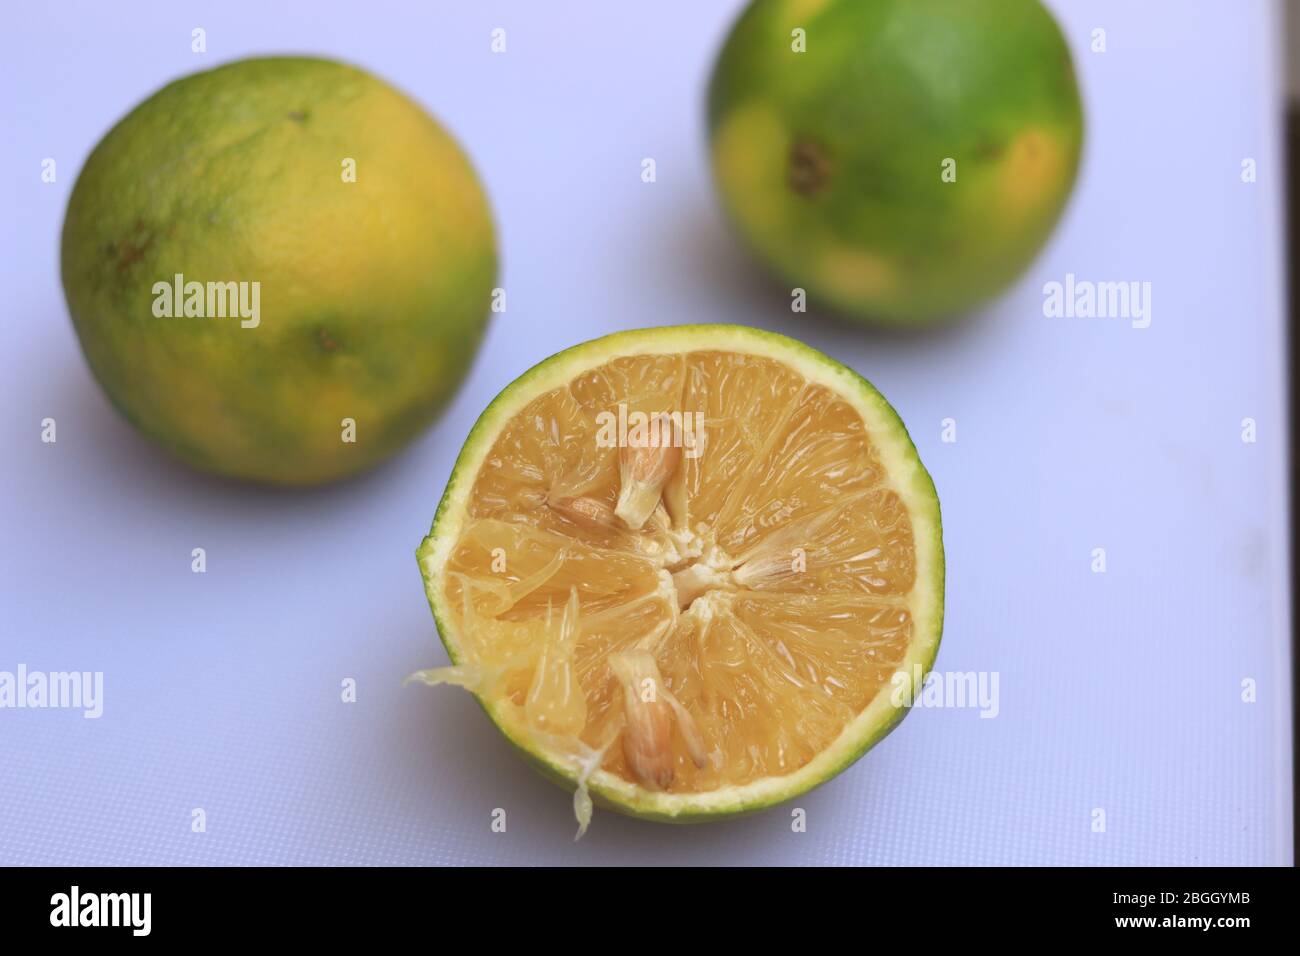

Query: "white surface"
<box><xmin>0</xmin><ymin>0</ymin><xmax>1291</xmax><ymax>865</ymax></box>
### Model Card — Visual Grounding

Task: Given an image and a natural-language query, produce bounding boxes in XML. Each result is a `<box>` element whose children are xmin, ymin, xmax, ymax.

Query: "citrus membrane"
<box><xmin>412</xmin><ymin>326</ymin><xmax>943</xmax><ymax>834</ymax></box>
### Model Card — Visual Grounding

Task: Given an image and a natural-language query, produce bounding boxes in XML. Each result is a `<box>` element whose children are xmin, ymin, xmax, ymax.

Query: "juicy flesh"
<box><xmin>440</xmin><ymin>351</ymin><xmax>917</xmax><ymax>794</ymax></box>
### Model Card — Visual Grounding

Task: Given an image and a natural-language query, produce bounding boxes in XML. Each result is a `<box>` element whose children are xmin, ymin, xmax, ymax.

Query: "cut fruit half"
<box><xmin>412</xmin><ymin>325</ymin><xmax>943</xmax><ymax>835</ymax></box>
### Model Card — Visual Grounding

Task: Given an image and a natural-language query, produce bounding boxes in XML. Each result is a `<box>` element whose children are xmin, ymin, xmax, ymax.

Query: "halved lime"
<box><xmin>412</xmin><ymin>325</ymin><xmax>943</xmax><ymax>834</ymax></box>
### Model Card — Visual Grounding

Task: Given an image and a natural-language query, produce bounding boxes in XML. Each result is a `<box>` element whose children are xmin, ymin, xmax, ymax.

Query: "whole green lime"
<box><xmin>707</xmin><ymin>0</ymin><xmax>1084</xmax><ymax>324</ymax></box>
<box><xmin>62</xmin><ymin>56</ymin><xmax>497</xmax><ymax>485</ymax></box>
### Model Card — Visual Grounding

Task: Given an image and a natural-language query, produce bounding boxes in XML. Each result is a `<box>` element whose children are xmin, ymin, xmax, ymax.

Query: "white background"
<box><xmin>0</xmin><ymin>0</ymin><xmax>1291</xmax><ymax>864</ymax></box>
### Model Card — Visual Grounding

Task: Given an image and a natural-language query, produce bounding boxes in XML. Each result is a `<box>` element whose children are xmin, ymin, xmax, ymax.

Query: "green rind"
<box><xmin>417</xmin><ymin>324</ymin><xmax>944</xmax><ymax>822</ymax></box>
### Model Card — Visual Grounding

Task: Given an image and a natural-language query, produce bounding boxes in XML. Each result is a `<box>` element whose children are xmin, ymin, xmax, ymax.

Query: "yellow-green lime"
<box><xmin>62</xmin><ymin>56</ymin><xmax>496</xmax><ymax>484</ymax></box>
